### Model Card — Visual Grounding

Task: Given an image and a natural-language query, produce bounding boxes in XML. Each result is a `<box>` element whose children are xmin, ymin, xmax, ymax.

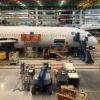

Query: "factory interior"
<box><xmin>0</xmin><ymin>0</ymin><xmax>100</xmax><ymax>100</ymax></box>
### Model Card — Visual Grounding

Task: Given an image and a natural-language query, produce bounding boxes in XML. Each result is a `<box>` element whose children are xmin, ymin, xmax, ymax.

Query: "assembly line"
<box><xmin>0</xmin><ymin>0</ymin><xmax>100</xmax><ymax>100</ymax></box>
<box><xmin>0</xmin><ymin>26</ymin><xmax>99</xmax><ymax>100</ymax></box>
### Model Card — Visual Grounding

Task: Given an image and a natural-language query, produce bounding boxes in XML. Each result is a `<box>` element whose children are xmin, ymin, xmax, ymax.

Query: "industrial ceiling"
<box><xmin>0</xmin><ymin>0</ymin><xmax>99</xmax><ymax>9</ymax></box>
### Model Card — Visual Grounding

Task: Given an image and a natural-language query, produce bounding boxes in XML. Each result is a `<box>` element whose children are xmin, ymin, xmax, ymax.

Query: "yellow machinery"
<box><xmin>50</xmin><ymin>42</ymin><xmax>68</xmax><ymax>56</ymax></box>
<box><xmin>56</xmin><ymin>85</ymin><xmax>87</xmax><ymax>100</ymax></box>
<box><xmin>9</xmin><ymin>51</ymin><xmax>19</xmax><ymax>64</ymax></box>
<box><xmin>78</xmin><ymin>0</ymin><xmax>100</xmax><ymax>9</ymax></box>
<box><xmin>25</xmin><ymin>47</ymin><xmax>37</xmax><ymax>58</ymax></box>
<box><xmin>43</xmin><ymin>42</ymin><xmax>68</xmax><ymax>60</ymax></box>
<box><xmin>49</xmin><ymin>42</ymin><xmax>68</xmax><ymax>59</ymax></box>
<box><xmin>26</xmin><ymin>51</ymin><xmax>35</xmax><ymax>58</ymax></box>
<box><xmin>43</xmin><ymin>47</ymin><xmax>50</xmax><ymax>59</ymax></box>
<box><xmin>0</xmin><ymin>51</ymin><xmax>6</xmax><ymax>60</ymax></box>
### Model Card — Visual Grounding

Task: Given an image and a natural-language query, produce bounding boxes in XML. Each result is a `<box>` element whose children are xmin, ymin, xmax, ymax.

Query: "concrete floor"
<box><xmin>0</xmin><ymin>69</ymin><xmax>100</xmax><ymax>100</ymax></box>
<box><xmin>0</xmin><ymin>69</ymin><xmax>57</xmax><ymax>100</ymax></box>
<box><xmin>79</xmin><ymin>71</ymin><xmax>100</xmax><ymax>100</ymax></box>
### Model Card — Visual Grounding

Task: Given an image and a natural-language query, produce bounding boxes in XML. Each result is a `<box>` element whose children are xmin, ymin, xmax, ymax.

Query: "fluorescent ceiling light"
<box><xmin>59</xmin><ymin>0</ymin><xmax>65</xmax><ymax>7</ymax></box>
<box><xmin>96</xmin><ymin>3</ymin><xmax>100</xmax><ymax>6</ymax></box>
<box><xmin>37</xmin><ymin>0</ymin><xmax>43</xmax><ymax>6</ymax></box>
<box><xmin>0</xmin><ymin>83</ymin><xmax>5</xmax><ymax>89</ymax></box>
<box><xmin>17</xmin><ymin>1</ymin><xmax>27</xmax><ymax>7</ymax></box>
<box><xmin>0</xmin><ymin>2</ymin><xmax>8</xmax><ymax>6</ymax></box>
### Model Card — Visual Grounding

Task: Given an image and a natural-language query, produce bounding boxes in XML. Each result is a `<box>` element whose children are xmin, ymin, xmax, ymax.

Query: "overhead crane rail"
<box><xmin>78</xmin><ymin>0</ymin><xmax>100</xmax><ymax>9</ymax></box>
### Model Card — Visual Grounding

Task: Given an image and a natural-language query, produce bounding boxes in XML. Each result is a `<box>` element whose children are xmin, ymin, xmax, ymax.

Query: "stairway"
<box><xmin>74</xmin><ymin>33</ymin><xmax>94</xmax><ymax>64</ymax></box>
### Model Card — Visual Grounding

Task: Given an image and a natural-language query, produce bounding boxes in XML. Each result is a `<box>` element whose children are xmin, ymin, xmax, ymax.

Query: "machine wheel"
<box><xmin>31</xmin><ymin>86</ymin><xmax>36</xmax><ymax>95</ymax></box>
<box><xmin>48</xmin><ymin>86</ymin><xmax>52</xmax><ymax>95</ymax></box>
<box><xmin>24</xmin><ymin>85</ymin><xmax>29</xmax><ymax>91</ymax></box>
<box><xmin>26</xmin><ymin>84</ymin><xmax>30</xmax><ymax>91</ymax></box>
<box><xmin>56</xmin><ymin>56</ymin><xmax>61</xmax><ymax>61</ymax></box>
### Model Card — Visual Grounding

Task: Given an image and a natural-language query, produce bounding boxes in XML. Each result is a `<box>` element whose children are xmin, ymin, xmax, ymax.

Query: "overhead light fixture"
<box><xmin>59</xmin><ymin>0</ymin><xmax>65</xmax><ymax>7</ymax></box>
<box><xmin>96</xmin><ymin>3</ymin><xmax>100</xmax><ymax>6</ymax></box>
<box><xmin>17</xmin><ymin>1</ymin><xmax>27</xmax><ymax>7</ymax></box>
<box><xmin>0</xmin><ymin>83</ymin><xmax>5</xmax><ymax>89</ymax></box>
<box><xmin>5</xmin><ymin>5</ymin><xmax>8</xmax><ymax>7</ymax></box>
<box><xmin>0</xmin><ymin>2</ymin><xmax>8</xmax><ymax>7</ymax></box>
<box><xmin>37</xmin><ymin>0</ymin><xmax>43</xmax><ymax>6</ymax></box>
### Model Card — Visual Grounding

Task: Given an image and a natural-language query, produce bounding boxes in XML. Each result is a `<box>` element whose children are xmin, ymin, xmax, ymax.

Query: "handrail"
<box><xmin>56</xmin><ymin>86</ymin><xmax>87</xmax><ymax>100</ymax></box>
<box><xmin>56</xmin><ymin>93</ymin><xmax>76</xmax><ymax>100</ymax></box>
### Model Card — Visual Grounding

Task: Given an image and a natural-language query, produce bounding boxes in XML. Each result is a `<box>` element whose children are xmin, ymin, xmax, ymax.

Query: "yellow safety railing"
<box><xmin>56</xmin><ymin>86</ymin><xmax>87</xmax><ymax>100</ymax></box>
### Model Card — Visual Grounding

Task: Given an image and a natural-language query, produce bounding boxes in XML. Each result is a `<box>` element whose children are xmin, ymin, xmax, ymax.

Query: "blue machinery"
<box><xmin>74</xmin><ymin>33</ymin><xmax>94</xmax><ymax>64</ymax></box>
<box><xmin>38</xmin><ymin>63</ymin><xmax>48</xmax><ymax>88</ymax></box>
<box><xmin>32</xmin><ymin>63</ymin><xmax>52</xmax><ymax>95</ymax></box>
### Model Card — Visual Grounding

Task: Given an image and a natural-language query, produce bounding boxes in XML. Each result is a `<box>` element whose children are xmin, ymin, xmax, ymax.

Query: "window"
<box><xmin>30</xmin><ymin>32</ymin><xmax>34</xmax><ymax>35</ymax></box>
<box><xmin>88</xmin><ymin>34</ymin><xmax>92</xmax><ymax>37</ymax></box>
<box><xmin>71</xmin><ymin>32</ymin><xmax>76</xmax><ymax>35</ymax></box>
<box><xmin>54</xmin><ymin>39</ymin><xmax>65</xmax><ymax>44</ymax></box>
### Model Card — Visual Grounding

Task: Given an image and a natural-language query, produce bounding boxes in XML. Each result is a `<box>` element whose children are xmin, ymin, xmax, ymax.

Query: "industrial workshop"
<box><xmin>0</xmin><ymin>0</ymin><xmax>100</xmax><ymax>100</ymax></box>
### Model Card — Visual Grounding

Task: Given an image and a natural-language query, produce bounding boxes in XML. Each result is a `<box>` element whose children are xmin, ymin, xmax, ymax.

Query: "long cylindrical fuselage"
<box><xmin>0</xmin><ymin>26</ymin><xmax>97</xmax><ymax>47</ymax></box>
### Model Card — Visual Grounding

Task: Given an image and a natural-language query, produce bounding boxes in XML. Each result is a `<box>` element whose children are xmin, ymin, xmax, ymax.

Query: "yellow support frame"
<box><xmin>56</xmin><ymin>86</ymin><xmax>87</xmax><ymax>100</ymax></box>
